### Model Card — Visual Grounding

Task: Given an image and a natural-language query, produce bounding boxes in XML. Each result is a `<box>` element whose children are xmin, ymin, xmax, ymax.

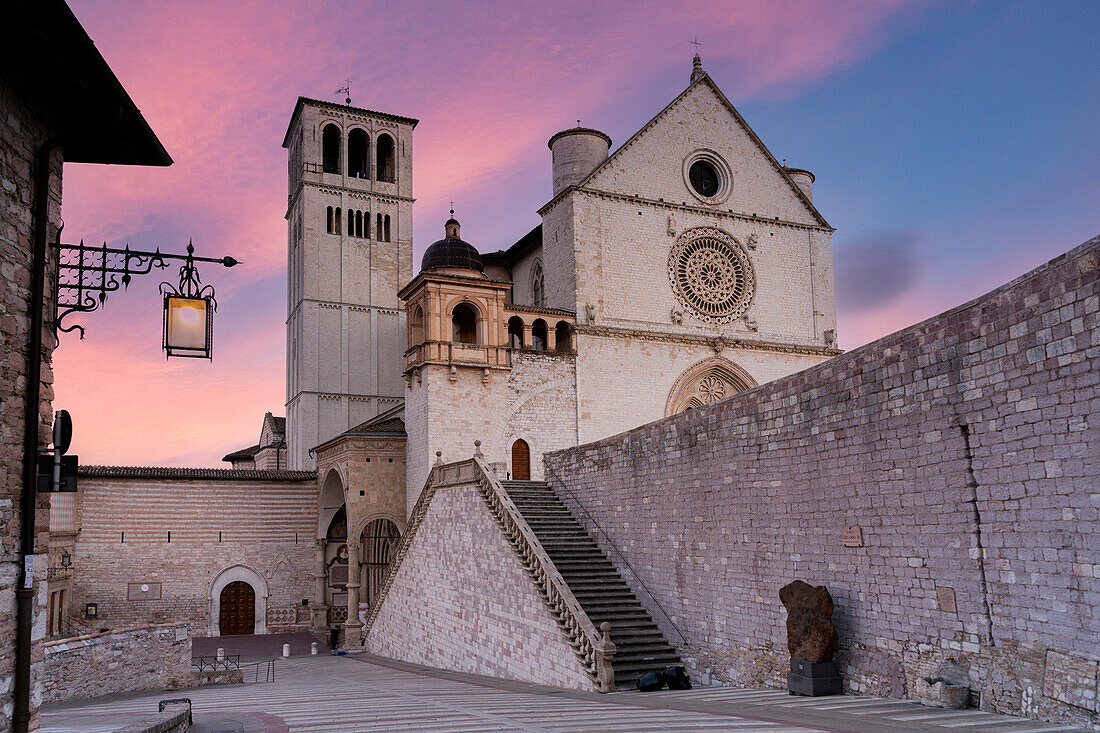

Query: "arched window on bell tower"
<box><xmin>322</xmin><ymin>124</ymin><xmax>341</xmax><ymax>174</ymax></box>
<box><xmin>347</xmin><ymin>128</ymin><xmax>368</xmax><ymax>179</ymax></box>
<box><xmin>376</xmin><ymin>133</ymin><xmax>395</xmax><ymax>183</ymax></box>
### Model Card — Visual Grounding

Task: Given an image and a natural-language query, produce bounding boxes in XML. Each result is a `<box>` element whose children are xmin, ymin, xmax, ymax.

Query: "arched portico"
<box><xmin>208</xmin><ymin>563</ymin><xmax>269</xmax><ymax>637</ymax></box>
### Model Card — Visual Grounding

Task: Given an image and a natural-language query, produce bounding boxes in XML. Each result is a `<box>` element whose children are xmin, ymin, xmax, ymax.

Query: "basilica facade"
<box><xmin>280</xmin><ymin>57</ymin><xmax>839</xmax><ymax>632</ymax></box>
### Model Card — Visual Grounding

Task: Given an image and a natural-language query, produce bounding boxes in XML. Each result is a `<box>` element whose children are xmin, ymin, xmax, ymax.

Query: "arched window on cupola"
<box><xmin>348</xmin><ymin>210</ymin><xmax>355</xmax><ymax>236</ymax></box>
<box><xmin>532</xmin><ymin>261</ymin><xmax>545</xmax><ymax>307</ymax></box>
<box><xmin>376</xmin><ymin>133</ymin><xmax>395</xmax><ymax>183</ymax></box>
<box><xmin>322</xmin><ymin>124</ymin><xmax>341</xmax><ymax>174</ymax></box>
<box><xmin>347</xmin><ymin>129</ymin><xmax>368</xmax><ymax>179</ymax></box>
<box><xmin>376</xmin><ymin>213</ymin><xmax>383</xmax><ymax>241</ymax></box>
<box><xmin>326</xmin><ymin>206</ymin><xmax>333</xmax><ymax>233</ymax></box>
<box><xmin>410</xmin><ymin>305</ymin><xmax>425</xmax><ymax>346</ymax></box>
<box><xmin>508</xmin><ymin>316</ymin><xmax>525</xmax><ymax>349</ymax></box>
<box><xmin>531</xmin><ymin>319</ymin><xmax>548</xmax><ymax>351</ymax></box>
<box><xmin>355</xmin><ymin>211</ymin><xmax>363</xmax><ymax>238</ymax></box>
<box><xmin>363</xmin><ymin>210</ymin><xmax>371</xmax><ymax>239</ymax></box>
<box><xmin>452</xmin><ymin>303</ymin><xmax>479</xmax><ymax>344</ymax></box>
<box><xmin>335</xmin><ymin>207</ymin><xmax>342</xmax><ymax>234</ymax></box>
<box><xmin>383</xmin><ymin>215</ymin><xmax>391</xmax><ymax>242</ymax></box>
<box><xmin>555</xmin><ymin>321</ymin><xmax>572</xmax><ymax>352</ymax></box>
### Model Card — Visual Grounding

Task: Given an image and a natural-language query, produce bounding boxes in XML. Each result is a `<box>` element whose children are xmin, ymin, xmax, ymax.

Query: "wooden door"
<box><xmin>219</xmin><ymin>581</ymin><xmax>255</xmax><ymax>635</ymax></box>
<box><xmin>511</xmin><ymin>440</ymin><xmax>530</xmax><ymax>481</ymax></box>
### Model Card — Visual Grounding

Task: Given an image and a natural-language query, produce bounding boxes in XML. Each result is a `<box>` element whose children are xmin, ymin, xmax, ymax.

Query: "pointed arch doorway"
<box><xmin>511</xmin><ymin>439</ymin><xmax>530</xmax><ymax>481</ymax></box>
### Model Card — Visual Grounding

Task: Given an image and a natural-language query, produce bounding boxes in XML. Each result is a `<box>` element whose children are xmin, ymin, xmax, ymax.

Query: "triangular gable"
<box><xmin>577</xmin><ymin>74</ymin><xmax>828</xmax><ymax>228</ymax></box>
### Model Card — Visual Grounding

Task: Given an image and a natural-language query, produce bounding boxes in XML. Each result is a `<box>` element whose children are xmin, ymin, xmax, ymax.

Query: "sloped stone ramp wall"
<box><xmin>363</xmin><ymin>470</ymin><xmax>595</xmax><ymax>691</ymax></box>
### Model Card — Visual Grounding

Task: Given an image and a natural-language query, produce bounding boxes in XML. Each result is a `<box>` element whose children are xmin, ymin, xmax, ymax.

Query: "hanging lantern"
<box><xmin>163</xmin><ymin>294</ymin><xmax>213</xmax><ymax>358</ymax></box>
<box><xmin>159</xmin><ymin>240</ymin><xmax>235</xmax><ymax>359</ymax></box>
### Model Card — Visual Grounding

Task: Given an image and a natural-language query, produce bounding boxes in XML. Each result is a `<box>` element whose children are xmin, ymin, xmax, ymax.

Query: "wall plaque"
<box><xmin>841</xmin><ymin>526</ymin><xmax>863</xmax><ymax>547</ymax></box>
<box><xmin>936</xmin><ymin>586</ymin><xmax>957</xmax><ymax>614</ymax></box>
<box><xmin>127</xmin><ymin>581</ymin><xmax>162</xmax><ymax>601</ymax></box>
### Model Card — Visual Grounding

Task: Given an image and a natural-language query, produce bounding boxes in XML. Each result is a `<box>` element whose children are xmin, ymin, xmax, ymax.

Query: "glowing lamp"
<box><xmin>163</xmin><ymin>295</ymin><xmax>213</xmax><ymax>358</ymax></box>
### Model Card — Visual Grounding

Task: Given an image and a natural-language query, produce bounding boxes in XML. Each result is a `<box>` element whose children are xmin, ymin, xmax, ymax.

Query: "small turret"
<box><xmin>784</xmin><ymin>167</ymin><xmax>815</xmax><ymax>202</ymax></box>
<box><xmin>548</xmin><ymin>126</ymin><xmax>612</xmax><ymax>197</ymax></box>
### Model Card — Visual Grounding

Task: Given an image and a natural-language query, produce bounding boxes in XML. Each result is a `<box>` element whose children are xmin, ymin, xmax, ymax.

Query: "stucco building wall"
<box><xmin>545</xmin><ymin>236</ymin><xmax>1100</xmax><ymax>729</ymax></box>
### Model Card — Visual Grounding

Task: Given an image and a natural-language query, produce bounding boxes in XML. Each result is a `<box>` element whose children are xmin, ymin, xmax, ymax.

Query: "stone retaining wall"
<box><xmin>114</xmin><ymin>701</ymin><xmax>191</xmax><ymax>733</ymax></box>
<box><xmin>43</xmin><ymin>622</ymin><xmax>192</xmax><ymax>703</ymax></box>
<box><xmin>544</xmin><ymin>237</ymin><xmax>1100</xmax><ymax>729</ymax></box>
<box><xmin>365</xmin><ymin>481</ymin><xmax>596</xmax><ymax>691</ymax></box>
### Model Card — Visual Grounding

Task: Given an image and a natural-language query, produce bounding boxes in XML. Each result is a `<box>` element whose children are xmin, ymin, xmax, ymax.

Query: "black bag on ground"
<box><xmin>636</xmin><ymin>670</ymin><xmax>666</xmax><ymax>691</ymax></box>
<box><xmin>662</xmin><ymin>666</ymin><xmax>692</xmax><ymax>690</ymax></box>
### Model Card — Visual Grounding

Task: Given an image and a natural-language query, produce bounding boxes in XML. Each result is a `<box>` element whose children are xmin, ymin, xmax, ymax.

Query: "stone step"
<box><xmin>502</xmin><ymin>479</ymin><xmax>684</xmax><ymax>684</ymax></box>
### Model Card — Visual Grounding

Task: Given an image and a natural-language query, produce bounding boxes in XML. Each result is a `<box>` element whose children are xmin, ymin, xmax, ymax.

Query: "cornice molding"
<box><xmin>540</xmin><ymin>187</ymin><xmax>833</xmax><ymax>233</ymax></box>
<box><xmin>575</xmin><ymin>324</ymin><xmax>841</xmax><ymax>357</ymax></box>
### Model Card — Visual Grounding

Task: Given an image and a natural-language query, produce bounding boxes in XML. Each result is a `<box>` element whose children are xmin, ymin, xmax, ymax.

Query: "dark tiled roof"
<box><xmin>347</xmin><ymin>416</ymin><xmax>406</xmax><ymax>435</ymax></box>
<box><xmin>484</xmin><ymin>225</ymin><xmax>542</xmax><ymax>268</ymax></box>
<box><xmin>222</xmin><ymin>445</ymin><xmax>261</xmax><ymax>462</ymax></box>
<box><xmin>422</xmin><ymin>237</ymin><xmax>484</xmax><ymax>272</ymax></box>
<box><xmin>271</xmin><ymin>416</ymin><xmax>286</xmax><ymax>434</ymax></box>
<box><xmin>4</xmin><ymin>0</ymin><xmax>172</xmax><ymax>166</ymax></box>
<box><xmin>80</xmin><ymin>466</ymin><xmax>316</xmax><ymax>481</ymax></box>
<box><xmin>506</xmin><ymin>304</ymin><xmax>575</xmax><ymax>317</ymax></box>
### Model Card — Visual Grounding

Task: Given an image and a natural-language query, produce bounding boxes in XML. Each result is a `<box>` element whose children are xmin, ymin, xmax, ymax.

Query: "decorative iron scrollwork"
<box><xmin>53</xmin><ymin>230</ymin><xmax>238</xmax><ymax>339</ymax></box>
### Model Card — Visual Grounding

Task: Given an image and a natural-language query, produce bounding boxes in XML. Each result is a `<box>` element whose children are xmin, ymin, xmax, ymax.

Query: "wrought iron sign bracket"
<box><xmin>53</xmin><ymin>229</ymin><xmax>239</xmax><ymax>339</ymax></box>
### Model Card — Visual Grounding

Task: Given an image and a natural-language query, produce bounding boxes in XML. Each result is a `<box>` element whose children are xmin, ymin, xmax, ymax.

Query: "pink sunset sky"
<box><xmin>55</xmin><ymin>0</ymin><xmax>1099</xmax><ymax>467</ymax></box>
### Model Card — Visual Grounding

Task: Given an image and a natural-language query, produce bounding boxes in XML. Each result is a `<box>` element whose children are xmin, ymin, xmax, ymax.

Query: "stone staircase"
<box><xmin>502</xmin><ymin>480</ymin><xmax>682</xmax><ymax>688</ymax></box>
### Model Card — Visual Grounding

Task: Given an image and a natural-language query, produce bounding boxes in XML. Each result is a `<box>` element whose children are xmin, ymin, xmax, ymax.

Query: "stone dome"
<box><xmin>421</xmin><ymin>216</ymin><xmax>484</xmax><ymax>273</ymax></box>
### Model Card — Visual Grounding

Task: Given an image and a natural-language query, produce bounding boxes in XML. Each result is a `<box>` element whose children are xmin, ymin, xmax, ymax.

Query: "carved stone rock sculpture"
<box><xmin>779</xmin><ymin>580</ymin><xmax>839</xmax><ymax>663</ymax></box>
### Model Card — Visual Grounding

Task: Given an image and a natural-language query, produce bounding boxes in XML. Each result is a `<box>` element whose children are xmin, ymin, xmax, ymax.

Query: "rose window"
<box><xmin>696</xmin><ymin>375</ymin><xmax>726</xmax><ymax>404</ymax></box>
<box><xmin>668</xmin><ymin>228</ymin><xmax>755</xmax><ymax>322</ymax></box>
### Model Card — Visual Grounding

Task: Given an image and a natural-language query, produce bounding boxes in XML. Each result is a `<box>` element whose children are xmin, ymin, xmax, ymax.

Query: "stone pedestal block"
<box><xmin>788</xmin><ymin>657</ymin><xmax>842</xmax><ymax>696</ymax></box>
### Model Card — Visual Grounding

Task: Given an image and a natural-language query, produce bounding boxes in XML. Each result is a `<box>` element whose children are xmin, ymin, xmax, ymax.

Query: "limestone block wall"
<box><xmin>583</xmin><ymin>78</ymin><xmax>820</xmax><ymax>228</ymax></box>
<box><xmin>545</xmin><ymin>237</ymin><xmax>1100</xmax><ymax>729</ymax></box>
<box><xmin>574</xmin><ymin>332</ymin><xmax>830</xmax><ymax>445</ymax></box>
<box><xmin>405</xmin><ymin>351</ymin><xmax>578</xmax><ymax>513</ymax></box>
<box><xmin>316</xmin><ymin>434</ymin><xmax>406</xmax><ymax>537</ymax></box>
<box><xmin>285</xmin><ymin>98</ymin><xmax>415</xmax><ymax>470</ymax></box>
<box><xmin>365</xmin><ymin>482</ymin><xmax>595</xmax><ymax>691</ymax></box>
<box><xmin>42</xmin><ymin>622</ymin><xmax>191</xmax><ymax>703</ymax></box>
<box><xmin>71</xmin><ymin>470</ymin><xmax>318</xmax><ymax>636</ymax></box>
<box><xmin>567</xmin><ymin>192</ymin><xmax>833</xmax><ymax>348</ymax></box>
<box><xmin>0</xmin><ymin>72</ymin><xmax>62</xmax><ymax>732</ymax></box>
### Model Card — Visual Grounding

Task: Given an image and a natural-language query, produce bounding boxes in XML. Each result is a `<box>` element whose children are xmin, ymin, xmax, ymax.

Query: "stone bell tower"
<box><xmin>283</xmin><ymin>97</ymin><xmax>417</xmax><ymax>470</ymax></box>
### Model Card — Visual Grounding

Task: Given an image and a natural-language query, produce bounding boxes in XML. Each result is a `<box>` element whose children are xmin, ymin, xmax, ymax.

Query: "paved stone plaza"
<box><xmin>42</xmin><ymin>654</ymin><xmax>1087</xmax><ymax>733</ymax></box>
